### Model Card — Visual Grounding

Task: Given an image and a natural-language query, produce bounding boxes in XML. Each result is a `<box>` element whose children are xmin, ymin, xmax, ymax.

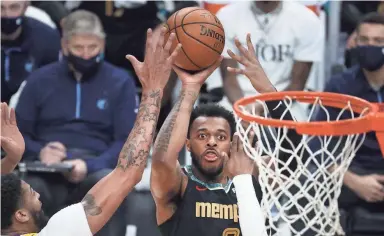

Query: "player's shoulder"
<box><xmin>325</xmin><ymin>66</ymin><xmax>362</xmax><ymax>94</ymax></box>
<box><xmin>24</xmin><ymin>61</ymin><xmax>63</xmax><ymax>85</ymax></box>
<box><xmin>100</xmin><ymin>62</ymin><xmax>134</xmax><ymax>83</ymax></box>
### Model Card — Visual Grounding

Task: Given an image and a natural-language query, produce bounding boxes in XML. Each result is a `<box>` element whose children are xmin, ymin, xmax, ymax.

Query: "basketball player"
<box><xmin>150</xmin><ymin>33</ymin><xmax>295</xmax><ymax>236</ymax></box>
<box><xmin>1</xmin><ymin>27</ymin><xmax>181</xmax><ymax>236</ymax></box>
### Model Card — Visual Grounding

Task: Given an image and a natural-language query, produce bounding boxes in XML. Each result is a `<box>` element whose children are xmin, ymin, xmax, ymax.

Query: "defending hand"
<box><xmin>223</xmin><ymin>132</ymin><xmax>256</xmax><ymax>178</ymax></box>
<box><xmin>227</xmin><ymin>34</ymin><xmax>276</xmax><ymax>94</ymax></box>
<box><xmin>1</xmin><ymin>103</ymin><xmax>25</xmax><ymax>165</ymax></box>
<box><xmin>126</xmin><ymin>27</ymin><xmax>182</xmax><ymax>92</ymax></box>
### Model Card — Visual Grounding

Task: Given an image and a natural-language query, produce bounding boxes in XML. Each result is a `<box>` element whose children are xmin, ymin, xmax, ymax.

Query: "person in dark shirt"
<box><xmin>15</xmin><ymin>10</ymin><xmax>138</xmax><ymax>236</ymax></box>
<box><xmin>311</xmin><ymin>13</ymin><xmax>384</xmax><ymax>215</ymax></box>
<box><xmin>1</xmin><ymin>0</ymin><xmax>61</xmax><ymax>103</ymax></box>
<box><xmin>66</xmin><ymin>1</ymin><xmax>199</xmax><ymax>132</ymax></box>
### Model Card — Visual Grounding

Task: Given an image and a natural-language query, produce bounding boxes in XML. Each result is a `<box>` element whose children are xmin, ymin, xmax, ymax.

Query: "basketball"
<box><xmin>164</xmin><ymin>7</ymin><xmax>225</xmax><ymax>72</ymax></box>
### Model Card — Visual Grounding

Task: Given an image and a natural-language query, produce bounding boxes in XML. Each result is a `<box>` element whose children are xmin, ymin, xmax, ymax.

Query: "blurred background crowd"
<box><xmin>1</xmin><ymin>1</ymin><xmax>384</xmax><ymax>236</ymax></box>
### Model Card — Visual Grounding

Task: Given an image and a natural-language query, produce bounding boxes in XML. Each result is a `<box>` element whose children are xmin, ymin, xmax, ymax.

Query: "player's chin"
<box><xmin>201</xmin><ymin>158</ymin><xmax>224</xmax><ymax>172</ymax></box>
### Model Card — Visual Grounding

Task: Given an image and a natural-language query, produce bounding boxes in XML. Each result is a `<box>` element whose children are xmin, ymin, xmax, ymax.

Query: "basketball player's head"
<box><xmin>1</xmin><ymin>0</ymin><xmax>29</xmax><ymax>36</ymax></box>
<box><xmin>187</xmin><ymin>104</ymin><xmax>236</xmax><ymax>181</ymax></box>
<box><xmin>1</xmin><ymin>173</ymin><xmax>48</xmax><ymax>234</ymax></box>
<box><xmin>61</xmin><ymin>10</ymin><xmax>106</xmax><ymax>75</ymax></box>
<box><xmin>355</xmin><ymin>12</ymin><xmax>384</xmax><ymax>72</ymax></box>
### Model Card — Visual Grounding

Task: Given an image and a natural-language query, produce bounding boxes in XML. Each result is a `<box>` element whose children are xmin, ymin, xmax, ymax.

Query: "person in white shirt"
<box><xmin>0</xmin><ymin>26</ymin><xmax>182</xmax><ymax>236</ymax></box>
<box><xmin>217</xmin><ymin>0</ymin><xmax>323</xmax><ymax>117</ymax></box>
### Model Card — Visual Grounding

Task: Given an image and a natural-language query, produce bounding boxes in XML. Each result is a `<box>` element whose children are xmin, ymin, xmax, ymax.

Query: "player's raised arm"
<box><xmin>224</xmin><ymin>133</ymin><xmax>268</xmax><ymax>236</ymax></box>
<box><xmin>151</xmin><ymin>56</ymin><xmax>223</xmax><ymax>224</ymax></box>
<box><xmin>1</xmin><ymin>102</ymin><xmax>25</xmax><ymax>174</ymax></box>
<box><xmin>67</xmin><ymin>27</ymin><xmax>181</xmax><ymax>235</ymax></box>
<box><xmin>227</xmin><ymin>34</ymin><xmax>303</xmax><ymax>167</ymax></box>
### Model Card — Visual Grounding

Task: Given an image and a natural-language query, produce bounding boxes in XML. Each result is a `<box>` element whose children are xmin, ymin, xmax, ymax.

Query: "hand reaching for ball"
<box><xmin>126</xmin><ymin>27</ymin><xmax>182</xmax><ymax>93</ymax></box>
<box><xmin>227</xmin><ymin>34</ymin><xmax>276</xmax><ymax>94</ymax></box>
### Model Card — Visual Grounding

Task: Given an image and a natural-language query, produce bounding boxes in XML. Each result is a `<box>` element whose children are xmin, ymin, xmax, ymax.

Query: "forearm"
<box><xmin>221</xmin><ymin>59</ymin><xmax>243</xmax><ymax>104</ymax></box>
<box><xmin>343</xmin><ymin>169</ymin><xmax>360</xmax><ymax>191</ymax></box>
<box><xmin>116</xmin><ymin>89</ymin><xmax>162</xmax><ymax>174</ymax></box>
<box><xmin>1</xmin><ymin>156</ymin><xmax>20</xmax><ymax>174</ymax></box>
<box><xmin>153</xmin><ymin>86</ymin><xmax>199</xmax><ymax>162</ymax></box>
<box><xmin>233</xmin><ymin>174</ymin><xmax>267</xmax><ymax>236</ymax></box>
<box><xmin>82</xmin><ymin>89</ymin><xmax>163</xmax><ymax>234</ymax></box>
<box><xmin>224</xmin><ymin>82</ymin><xmax>243</xmax><ymax>104</ymax></box>
<box><xmin>23</xmin><ymin>136</ymin><xmax>44</xmax><ymax>161</ymax></box>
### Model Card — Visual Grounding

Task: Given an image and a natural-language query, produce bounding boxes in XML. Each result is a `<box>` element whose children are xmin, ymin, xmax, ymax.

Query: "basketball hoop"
<box><xmin>233</xmin><ymin>91</ymin><xmax>384</xmax><ymax>236</ymax></box>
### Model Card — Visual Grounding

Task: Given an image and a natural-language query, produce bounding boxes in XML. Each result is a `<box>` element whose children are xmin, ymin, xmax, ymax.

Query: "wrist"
<box><xmin>233</xmin><ymin>174</ymin><xmax>252</xmax><ymax>181</ymax></box>
<box><xmin>344</xmin><ymin>171</ymin><xmax>360</xmax><ymax>190</ymax></box>
<box><xmin>3</xmin><ymin>155</ymin><xmax>20</xmax><ymax>166</ymax></box>
<box><xmin>256</xmin><ymin>84</ymin><xmax>277</xmax><ymax>94</ymax></box>
<box><xmin>233</xmin><ymin>174</ymin><xmax>254</xmax><ymax>195</ymax></box>
<box><xmin>181</xmin><ymin>82</ymin><xmax>202</xmax><ymax>91</ymax></box>
<box><xmin>141</xmin><ymin>89</ymin><xmax>164</xmax><ymax>102</ymax></box>
<box><xmin>141</xmin><ymin>88</ymin><xmax>164</xmax><ymax>96</ymax></box>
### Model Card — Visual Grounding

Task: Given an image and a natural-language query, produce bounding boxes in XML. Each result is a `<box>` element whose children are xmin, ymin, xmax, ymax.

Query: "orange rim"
<box><xmin>233</xmin><ymin>91</ymin><xmax>381</xmax><ymax>136</ymax></box>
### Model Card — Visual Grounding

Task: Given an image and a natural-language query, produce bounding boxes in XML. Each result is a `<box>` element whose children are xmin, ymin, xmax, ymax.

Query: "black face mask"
<box><xmin>67</xmin><ymin>51</ymin><xmax>104</xmax><ymax>74</ymax></box>
<box><xmin>1</xmin><ymin>16</ymin><xmax>23</xmax><ymax>35</ymax></box>
<box><xmin>356</xmin><ymin>45</ymin><xmax>384</xmax><ymax>71</ymax></box>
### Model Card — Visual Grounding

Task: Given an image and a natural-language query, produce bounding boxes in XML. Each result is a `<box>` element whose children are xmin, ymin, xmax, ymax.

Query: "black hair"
<box><xmin>1</xmin><ymin>173</ymin><xmax>22</xmax><ymax>230</ymax></box>
<box><xmin>188</xmin><ymin>103</ymin><xmax>236</xmax><ymax>139</ymax></box>
<box><xmin>357</xmin><ymin>12</ymin><xmax>384</xmax><ymax>32</ymax></box>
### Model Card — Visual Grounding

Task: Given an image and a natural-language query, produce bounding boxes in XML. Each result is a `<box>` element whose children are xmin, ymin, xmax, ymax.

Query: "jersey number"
<box><xmin>222</xmin><ymin>228</ymin><xmax>240</xmax><ymax>236</ymax></box>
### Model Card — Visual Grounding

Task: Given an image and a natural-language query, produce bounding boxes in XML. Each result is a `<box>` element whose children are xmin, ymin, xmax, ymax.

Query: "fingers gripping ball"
<box><xmin>164</xmin><ymin>7</ymin><xmax>225</xmax><ymax>72</ymax></box>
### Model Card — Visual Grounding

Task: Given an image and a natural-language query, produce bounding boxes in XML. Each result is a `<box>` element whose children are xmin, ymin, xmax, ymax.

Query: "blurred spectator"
<box><xmin>312</xmin><ymin>13</ymin><xmax>384</xmax><ymax>215</ymax></box>
<box><xmin>15</xmin><ymin>10</ymin><xmax>137</xmax><ymax>236</ymax></box>
<box><xmin>1</xmin><ymin>0</ymin><xmax>61</xmax><ymax>103</ymax></box>
<box><xmin>65</xmin><ymin>1</ymin><xmax>199</xmax><ymax>131</ymax></box>
<box><xmin>342</xmin><ymin>1</ymin><xmax>384</xmax><ymax>67</ymax></box>
<box><xmin>216</xmin><ymin>1</ymin><xmax>323</xmax><ymax>118</ymax></box>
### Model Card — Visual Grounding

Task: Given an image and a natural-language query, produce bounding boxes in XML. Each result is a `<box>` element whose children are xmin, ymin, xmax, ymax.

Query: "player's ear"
<box><xmin>15</xmin><ymin>208</ymin><xmax>30</xmax><ymax>223</ymax></box>
<box><xmin>185</xmin><ymin>139</ymin><xmax>191</xmax><ymax>152</ymax></box>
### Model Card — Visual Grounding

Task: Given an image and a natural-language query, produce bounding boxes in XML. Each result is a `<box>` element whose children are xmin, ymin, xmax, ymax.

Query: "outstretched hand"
<box><xmin>1</xmin><ymin>103</ymin><xmax>25</xmax><ymax>169</ymax></box>
<box><xmin>126</xmin><ymin>27</ymin><xmax>182</xmax><ymax>92</ymax></box>
<box><xmin>227</xmin><ymin>34</ymin><xmax>276</xmax><ymax>94</ymax></box>
<box><xmin>173</xmin><ymin>56</ymin><xmax>223</xmax><ymax>88</ymax></box>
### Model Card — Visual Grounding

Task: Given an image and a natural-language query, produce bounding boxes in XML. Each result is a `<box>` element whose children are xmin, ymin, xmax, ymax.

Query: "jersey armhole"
<box><xmin>179</xmin><ymin>169</ymin><xmax>189</xmax><ymax>198</ymax></box>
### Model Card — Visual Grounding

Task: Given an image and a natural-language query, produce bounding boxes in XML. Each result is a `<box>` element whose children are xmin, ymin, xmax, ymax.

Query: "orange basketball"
<box><xmin>164</xmin><ymin>7</ymin><xmax>225</xmax><ymax>72</ymax></box>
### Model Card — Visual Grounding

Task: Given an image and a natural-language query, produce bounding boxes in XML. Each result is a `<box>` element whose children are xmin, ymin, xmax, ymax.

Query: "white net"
<box><xmin>235</xmin><ymin>95</ymin><xmax>372</xmax><ymax>236</ymax></box>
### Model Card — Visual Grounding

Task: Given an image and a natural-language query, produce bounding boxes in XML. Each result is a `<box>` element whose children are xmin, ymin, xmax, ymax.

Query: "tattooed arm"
<box><xmin>69</xmin><ymin>27</ymin><xmax>181</xmax><ymax>235</ymax></box>
<box><xmin>151</xmin><ymin>59</ymin><xmax>223</xmax><ymax>225</ymax></box>
<box><xmin>80</xmin><ymin>90</ymin><xmax>163</xmax><ymax>234</ymax></box>
<box><xmin>151</xmin><ymin>87</ymin><xmax>199</xmax><ymax>225</ymax></box>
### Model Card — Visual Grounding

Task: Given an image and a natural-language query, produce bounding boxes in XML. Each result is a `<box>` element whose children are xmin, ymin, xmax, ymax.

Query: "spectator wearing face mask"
<box><xmin>311</xmin><ymin>12</ymin><xmax>384</xmax><ymax>217</ymax></box>
<box><xmin>15</xmin><ymin>10</ymin><xmax>138</xmax><ymax>236</ymax></box>
<box><xmin>1</xmin><ymin>0</ymin><xmax>61</xmax><ymax>103</ymax></box>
